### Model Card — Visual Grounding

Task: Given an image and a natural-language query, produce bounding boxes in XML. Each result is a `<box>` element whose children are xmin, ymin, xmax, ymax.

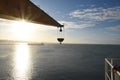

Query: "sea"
<box><xmin>0</xmin><ymin>43</ymin><xmax>120</xmax><ymax>80</ymax></box>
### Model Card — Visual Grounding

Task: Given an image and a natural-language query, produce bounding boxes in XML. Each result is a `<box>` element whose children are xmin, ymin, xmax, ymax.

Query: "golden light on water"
<box><xmin>13</xmin><ymin>43</ymin><xmax>31</xmax><ymax>80</ymax></box>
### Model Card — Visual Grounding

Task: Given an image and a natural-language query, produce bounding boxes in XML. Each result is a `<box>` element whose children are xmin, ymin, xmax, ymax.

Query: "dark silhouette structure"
<box><xmin>57</xmin><ymin>38</ymin><xmax>64</xmax><ymax>44</ymax></box>
<box><xmin>0</xmin><ymin>0</ymin><xmax>63</xmax><ymax>27</ymax></box>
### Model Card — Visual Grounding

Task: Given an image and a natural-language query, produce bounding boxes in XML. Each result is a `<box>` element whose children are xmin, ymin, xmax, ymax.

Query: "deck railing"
<box><xmin>105</xmin><ymin>58</ymin><xmax>120</xmax><ymax>80</ymax></box>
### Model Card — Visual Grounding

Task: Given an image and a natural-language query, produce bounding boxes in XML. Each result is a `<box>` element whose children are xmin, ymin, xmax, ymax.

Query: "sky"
<box><xmin>0</xmin><ymin>0</ymin><xmax>120</xmax><ymax>44</ymax></box>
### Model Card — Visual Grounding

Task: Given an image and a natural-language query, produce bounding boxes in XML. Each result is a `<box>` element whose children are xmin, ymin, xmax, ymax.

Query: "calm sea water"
<box><xmin>0</xmin><ymin>43</ymin><xmax>120</xmax><ymax>80</ymax></box>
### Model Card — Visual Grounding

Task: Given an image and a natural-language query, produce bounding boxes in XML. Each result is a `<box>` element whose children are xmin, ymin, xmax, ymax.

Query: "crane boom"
<box><xmin>0</xmin><ymin>0</ymin><xmax>63</xmax><ymax>27</ymax></box>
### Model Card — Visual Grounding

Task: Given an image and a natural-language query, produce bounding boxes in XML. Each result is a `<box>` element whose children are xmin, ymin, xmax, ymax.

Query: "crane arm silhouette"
<box><xmin>0</xmin><ymin>0</ymin><xmax>63</xmax><ymax>27</ymax></box>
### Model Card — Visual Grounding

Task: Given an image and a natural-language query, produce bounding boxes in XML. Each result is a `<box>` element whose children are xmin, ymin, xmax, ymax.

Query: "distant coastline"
<box><xmin>0</xmin><ymin>40</ymin><xmax>45</xmax><ymax>45</ymax></box>
<box><xmin>0</xmin><ymin>40</ymin><xmax>120</xmax><ymax>45</ymax></box>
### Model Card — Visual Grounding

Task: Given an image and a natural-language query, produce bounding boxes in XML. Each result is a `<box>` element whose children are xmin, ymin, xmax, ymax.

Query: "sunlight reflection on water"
<box><xmin>13</xmin><ymin>43</ymin><xmax>32</xmax><ymax>80</ymax></box>
<box><xmin>0</xmin><ymin>44</ymin><xmax>120</xmax><ymax>80</ymax></box>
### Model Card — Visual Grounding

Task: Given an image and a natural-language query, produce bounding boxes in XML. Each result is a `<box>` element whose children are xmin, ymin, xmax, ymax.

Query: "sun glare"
<box><xmin>11</xmin><ymin>20</ymin><xmax>34</xmax><ymax>41</ymax></box>
<box><xmin>9</xmin><ymin>19</ymin><xmax>56</xmax><ymax>42</ymax></box>
<box><xmin>13</xmin><ymin>43</ymin><xmax>31</xmax><ymax>79</ymax></box>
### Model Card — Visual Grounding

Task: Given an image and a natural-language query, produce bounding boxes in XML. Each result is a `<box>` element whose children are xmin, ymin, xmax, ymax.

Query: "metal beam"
<box><xmin>0</xmin><ymin>0</ymin><xmax>63</xmax><ymax>27</ymax></box>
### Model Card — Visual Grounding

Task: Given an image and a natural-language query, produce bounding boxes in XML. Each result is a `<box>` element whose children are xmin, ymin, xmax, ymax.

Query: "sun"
<box><xmin>11</xmin><ymin>20</ymin><xmax>34</xmax><ymax>41</ymax></box>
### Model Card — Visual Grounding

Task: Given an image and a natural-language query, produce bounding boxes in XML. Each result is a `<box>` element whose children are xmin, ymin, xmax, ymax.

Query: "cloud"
<box><xmin>59</xmin><ymin>21</ymin><xmax>95</xmax><ymax>29</ymax></box>
<box><xmin>69</xmin><ymin>6</ymin><xmax>120</xmax><ymax>22</ymax></box>
<box><xmin>106</xmin><ymin>25</ymin><xmax>120</xmax><ymax>31</ymax></box>
<box><xmin>0</xmin><ymin>19</ymin><xmax>12</xmax><ymax>26</ymax></box>
<box><xmin>0</xmin><ymin>18</ymin><xmax>56</xmax><ymax>31</ymax></box>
